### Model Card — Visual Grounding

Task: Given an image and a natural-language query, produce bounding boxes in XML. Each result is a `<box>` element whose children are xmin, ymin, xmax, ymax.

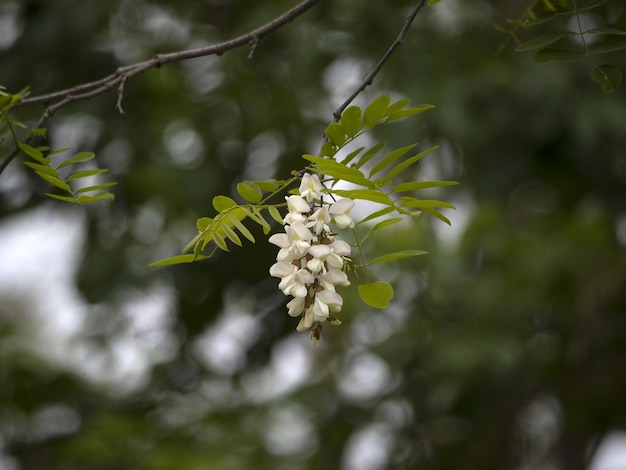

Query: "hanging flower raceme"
<box><xmin>269</xmin><ymin>172</ymin><xmax>355</xmax><ymax>344</ymax></box>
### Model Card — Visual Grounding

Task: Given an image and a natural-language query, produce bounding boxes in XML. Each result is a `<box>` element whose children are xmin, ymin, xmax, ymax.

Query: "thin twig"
<box><xmin>332</xmin><ymin>0</ymin><xmax>428</xmax><ymax>121</ymax></box>
<box><xmin>0</xmin><ymin>0</ymin><xmax>322</xmax><ymax>176</ymax></box>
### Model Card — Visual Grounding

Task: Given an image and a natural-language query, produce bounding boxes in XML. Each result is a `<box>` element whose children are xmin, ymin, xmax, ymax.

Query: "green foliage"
<box><xmin>0</xmin><ymin>86</ymin><xmax>115</xmax><ymax>203</ymax></box>
<box><xmin>499</xmin><ymin>0</ymin><xmax>626</xmax><ymax>92</ymax></box>
<box><xmin>152</xmin><ymin>96</ymin><xmax>456</xmax><ymax>310</ymax></box>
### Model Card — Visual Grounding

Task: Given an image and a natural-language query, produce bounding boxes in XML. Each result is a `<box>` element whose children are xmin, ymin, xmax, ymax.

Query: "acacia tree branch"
<box><xmin>0</xmin><ymin>0</ymin><xmax>321</xmax><ymax>176</ymax></box>
<box><xmin>332</xmin><ymin>0</ymin><xmax>428</xmax><ymax>121</ymax></box>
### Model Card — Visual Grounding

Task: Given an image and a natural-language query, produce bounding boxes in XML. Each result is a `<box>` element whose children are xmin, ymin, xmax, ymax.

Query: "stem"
<box><xmin>573</xmin><ymin>0</ymin><xmax>590</xmax><ymax>55</ymax></box>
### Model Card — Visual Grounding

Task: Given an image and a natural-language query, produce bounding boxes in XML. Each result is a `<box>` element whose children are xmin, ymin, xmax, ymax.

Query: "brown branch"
<box><xmin>0</xmin><ymin>0</ymin><xmax>322</xmax><ymax>176</ymax></box>
<box><xmin>332</xmin><ymin>0</ymin><xmax>428</xmax><ymax>122</ymax></box>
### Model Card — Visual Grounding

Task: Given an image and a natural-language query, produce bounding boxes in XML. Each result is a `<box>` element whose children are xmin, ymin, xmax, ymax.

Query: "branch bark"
<box><xmin>332</xmin><ymin>0</ymin><xmax>428</xmax><ymax>121</ymax></box>
<box><xmin>0</xmin><ymin>0</ymin><xmax>322</xmax><ymax>175</ymax></box>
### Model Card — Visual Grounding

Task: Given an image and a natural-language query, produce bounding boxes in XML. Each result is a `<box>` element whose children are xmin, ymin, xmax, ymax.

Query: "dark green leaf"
<box><xmin>384</xmin><ymin>98</ymin><xmax>410</xmax><ymax>116</ymax></box>
<box><xmin>592</xmin><ymin>64</ymin><xmax>622</xmax><ymax>93</ymax></box>
<box><xmin>516</xmin><ymin>31</ymin><xmax>576</xmax><ymax>52</ymax></box>
<box><xmin>589</xmin><ymin>41</ymin><xmax>626</xmax><ymax>55</ymax></box>
<box><xmin>532</xmin><ymin>48</ymin><xmax>587</xmax><ymax>63</ymax></box>
<box><xmin>386</xmin><ymin>105</ymin><xmax>435</xmax><ymax>122</ymax></box>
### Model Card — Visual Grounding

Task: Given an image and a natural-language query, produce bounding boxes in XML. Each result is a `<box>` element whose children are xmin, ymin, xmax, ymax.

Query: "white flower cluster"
<box><xmin>269</xmin><ymin>173</ymin><xmax>355</xmax><ymax>338</ymax></box>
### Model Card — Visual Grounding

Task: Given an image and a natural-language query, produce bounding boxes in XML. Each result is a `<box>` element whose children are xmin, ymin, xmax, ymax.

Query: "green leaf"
<box><xmin>19</xmin><ymin>143</ymin><xmax>50</xmax><ymax>164</ymax></box>
<box><xmin>578</xmin><ymin>0</ymin><xmax>608</xmax><ymax>11</ymax></box>
<box><xmin>220</xmin><ymin>222</ymin><xmax>242</xmax><ymax>247</ymax></box>
<box><xmin>592</xmin><ymin>64</ymin><xmax>622</xmax><ymax>93</ymax></box>
<box><xmin>45</xmin><ymin>193</ymin><xmax>80</xmax><ymax>203</ymax></box>
<box><xmin>386</xmin><ymin>105</ymin><xmax>435</xmax><ymax>122</ymax></box>
<box><xmin>247</xmin><ymin>207</ymin><xmax>271</xmax><ymax>234</ymax></box>
<box><xmin>331</xmin><ymin>188</ymin><xmax>394</xmax><ymax>205</ymax></box>
<box><xmin>302</xmin><ymin>154</ymin><xmax>373</xmax><ymax>187</ymax></box>
<box><xmin>369</xmin><ymin>143</ymin><xmax>419</xmax><ymax>177</ymax></box>
<box><xmin>77</xmin><ymin>192</ymin><xmax>115</xmax><ymax>203</ymax></box>
<box><xmin>212</xmin><ymin>231</ymin><xmax>229</xmax><ymax>251</ymax></box>
<box><xmin>384</xmin><ymin>98</ymin><xmax>410</xmax><ymax>116</ymax></box>
<box><xmin>76</xmin><ymin>182</ymin><xmax>117</xmax><ymax>193</ymax></box>
<box><xmin>23</xmin><ymin>161</ymin><xmax>60</xmax><ymax>178</ymax></box>
<box><xmin>325</xmin><ymin>122</ymin><xmax>347</xmax><ymax>147</ymax></box>
<box><xmin>356</xmin><ymin>206</ymin><xmax>395</xmax><ymax>225</ymax></box>
<box><xmin>340</xmin><ymin>106</ymin><xmax>362</xmax><ymax>137</ymax></box>
<box><xmin>213</xmin><ymin>195</ymin><xmax>237</xmax><ymax>212</ymax></box>
<box><xmin>399</xmin><ymin>197</ymin><xmax>456</xmax><ymax>210</ymax></box>
<box><xmin>47</xmin><ymin>147</ymin><xmax>70</xmax><ymax>158</ymax></box>
<box><xmin>254</xmin><ymin>179</ymin><xmax>283</xmax><ymax>192</ymax></box>
<box><xmin>358</xmin><ymin>281</ymin><xmax>394</xmax><ymax>308</ymax></box>
<box><xmin>384</xmin><ymin>145</ymin><xmax>439</xmax><ymax>181</ymax></box>
<box><xmin>368</xmin><ymin>249</ymin><xmax>428</xmax><ymax>265</ymax></box>
<box><xmin>196</xmin><ymin>217</ymin><xmax>213</xmax><ymax>231</ymax></box>
<box><xmin>267</xmin><ymin>205</ymin><xmax>284</xmax><ymax>224</ymax></box>
<box><xmin>67</xmin><ymin>168</ymin><xmax>109</xmax><ymax>180</ymax></box>
<box><xmin>355</xmin><ymin>141</ymin><xmax>386</xmax><ymax>169</ymax></box>
<box><xmin>515</xmin><ymin>31</ymin><xmax>576</xmax><ymax>52</ymax></box>
<box><xmin>228</xmin><ymin>213</ymin><xmax>255</xmax><ymax>243</ymax></box>
<box><xmin>340</xmin><ymin>146</ymin><xmax>365</xmax><ymax>166</ymax></box>
<box><xmin>523</xmin><ymin>7</ymin><xmax>571</xmax><ymax>26</ymax></box>
<box><xmin>149</xmin><ymin>254</ymin><xmax>209</xmax><ymax>267</ymax></box>
<box><xmin>237</xmin><ymin>181</ymin><xmax>263</xmax><ymax>203</ymax></box>
<box><xmin>362</xmin><ymin>217</ymin><xmax>403</xmax><ymax>243</ymax></box>
<box><xmin>391</xmin><ymin>180</ymin><xmax>459</xmax><ymax>192</ymax></box>
<box><xmin>36</xmin><ymin>171</ymin><xmax>70</xmax><ymax>191</ymax></box>
<box><xmin>321</xmin><ymin>141</ymin><xmax>338</xmax><ymax>157</ymax></box>
<box><xmin>532</xmin><ymin>48</ymin><xmax>587</xmax><ymax>63</ymax></box>
<box><xmin>57</xmin><ymin>151</ymin><xmax>96</xmax><ymax>168</ymax></box>
<box><xmin>363</xmin><ymin>95</ymin><xmax>391</xmax><ymax>128</ymax></box>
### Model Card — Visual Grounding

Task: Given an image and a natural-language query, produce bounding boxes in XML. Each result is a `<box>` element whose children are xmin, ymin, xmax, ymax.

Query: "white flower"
<box><xmin>319</xmin><ymin>268</ymin><xmax>350</xmax><ymax>291</ymax></box>
<box><xmin>329</xmin><ymin>198</ymin><xmax>355</xmax><ymax>229</ymax></box>
<box><xmin>283</xmin><ymin>195</ymin><xmax>310</xmax><ymax>225</ymax></box>
<box><xmin>326</xmin><ymin>238</ymin><xmax>351</xmax><ymax>269</ymax></box>
<box><xmin>269</xmin><ymin>262</ymin><xmax>314</xmax><ymax>298</ymax></box>
<box><xmin>268</xmin><ymin>222</ymin><xmax>313</xmax><ymax>262</ymax></box>
<box><xmin>286</xmin><ymin>296</ymin><xmax>305</xmax><ymax>317</ymax></box>
<box><xmin>307</xmin><ymin>205</ymin><xmax>331</xmax><ymax>235</ymax></box>
<box><xmin>299</xmin><ymin>173</ymin><xmax>323</xmax><ymax>203</ymax></box>
<box><xmin>307</xmin><ymin>244</ymin><xmax>331</xmax><ymax>273</ymax></box>
<box><xmin>296</xmin><ymin>289</ymin><xmax>343</xmax><ymax>331</ymax></box>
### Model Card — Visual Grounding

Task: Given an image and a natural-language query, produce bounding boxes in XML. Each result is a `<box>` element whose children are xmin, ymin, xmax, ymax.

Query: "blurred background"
<box><xmin>1</xmin><ymin>0</ymin><xmax>625</xmax><ymax>469</ymax></box>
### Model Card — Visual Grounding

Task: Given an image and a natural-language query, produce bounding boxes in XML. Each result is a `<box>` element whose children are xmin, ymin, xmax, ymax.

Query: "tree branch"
<box><xmin>332</xmin><ymin>0</ymin><xmax>428</xmax><ymax>121</ymax></box>
<box><xmin>0</xmin><ymin>0</ymin><xmax>322</xmax><ymax>176</ymax></box>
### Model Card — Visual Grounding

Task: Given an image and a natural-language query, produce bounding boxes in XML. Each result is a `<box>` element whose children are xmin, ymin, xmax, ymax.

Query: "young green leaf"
<box><xmin>45</xmin><ymin>193</ymin><xmax>80</xmax><ymax>203</ymax></box>
<box><xmin>386</xmin><ymin>105</ymin><xmax>435</xmax><ymax>122</ymax></box>
<box><xmin>228</xmin><ymin>213</ymin><xmax>256</xmax><ymax>243</ymax></box>
<box><xmin>76</xmin><ymin>182</ymin><xmax>117</xmax><ymax>193</ymax></box>
<box><xmin>340</xmin><ymin>146</ymin><xmax>365</xmax><ymax>166</ymax></box>
<box><xmin>331</xmin><ymin>189</ymin><xmax>394</xmax><ymax>205</ymax></box>
<box><xmin>36</xmin><ymin>171</ymin><xmax>71</xmax><ymax>191</ymax></box>
<box><xmin>23</xmin><ymin>161</ymin><xmax>61</xmax><ymax>178</ymax></box>
<box><xmin>358</xmin><ymin>281</ymin><xmax>394</xmax><ymax>308</ymax></box>
<box><xmin>77</xmin><ymin>192</ymin><xmax>115</xmax><ymax>203</ymax></box>
<box><xmin>196</xmin><ymin>217</ymin><xmax>213</xmax><ymax>231</ymax></box>
<box><xmin>267</xmin><ymin>205</ymin><xmax>284</xmax><ymax>224</ymax></box>
<box><xmin>356</xmin><ymin>206</ymin><xmax>395</xmax><ymax>225</ymax></box>
<box><xmin>213</xmin><ymin>195</ymin><xmax>237</xmax><ymax>212</ymax></box>
<box><xmin>212</xmin><ymin>231</ymin><xmax>229</xmax><ymax>251</ymax></box>
<box><xmin>368</xmin><ymin>249</ymin><xmax>427</xmax><ymax>266</ymax></box>
<box><xmin>355</xmin><ymin>141</ymin><xmax>386</xmax><ymax>169</ymax></box>
<box><xmin>237</xmin><ymin>181</ymin><xmax>263</xmax><ymax>203</ymax></box>
<box><xmin>57</xmin><ymin>151</ymin><xmax>96</xmax><ymax>168</ymax></box>
<box><xmin>149</xmin><ymin>254</ymin><xmax>209</xmax><ymax>267</ymax></box>
<box><xmin>361</xmin><ymin>217</ymin><xmax>403</xmax><ymax>243</ymax></box>
<box><xmin>384</xmin><ymin>98</ymin><xmax>410</xmax><ymax>116</ymax></box>
<box><xmin>220</xmin><ymin>222</ymin><xmax>242</xmax><ymax>247</ymax></box>
<box><xmin>363</xmin><ymin>95</ymin><xmax>391</xmax><ymax>128</ymax></box>
<box><xmin>19</xmin><ymin>143</ymin><xmax>50</xmax><ymax>164</ymax></box>
<box><xmin>67</xmin><ymin>168</ymin><xmax>109</xmax><ymax>180</ymax></box>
